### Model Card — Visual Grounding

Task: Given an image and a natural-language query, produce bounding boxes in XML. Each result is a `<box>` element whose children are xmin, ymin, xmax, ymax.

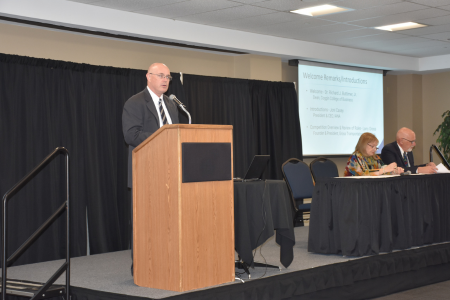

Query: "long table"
<box><xmin>308</xmin><ymin>174</ymin><xmax>450</xmax><ymax>257</ymax></box>
<box><xmin>234</xmin><ymin>180</ymin><xmax>295</xmax><ymax>268</ymax></box>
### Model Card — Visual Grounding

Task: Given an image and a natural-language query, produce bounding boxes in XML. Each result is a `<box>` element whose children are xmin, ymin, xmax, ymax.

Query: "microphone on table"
<box><xmin>169</xmin><ymin>94</ymin><xmax>191</xmax><ymax>124</ymax></box>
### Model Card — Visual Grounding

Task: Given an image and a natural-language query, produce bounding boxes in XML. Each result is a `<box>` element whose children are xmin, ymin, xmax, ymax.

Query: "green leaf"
<box><xmin>435</xmin><ymin>110</ymin><xmax>450</xmax><ymax>161</ymax></box>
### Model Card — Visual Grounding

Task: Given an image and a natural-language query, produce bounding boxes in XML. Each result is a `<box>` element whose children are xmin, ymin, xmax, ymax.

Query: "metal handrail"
<box><xmin>2</xmin><ymin>147</ymin><xmax>70</xmax><ymax>300</ymax></box>
<box><xmin>429</xmin><ymin>144</ymin><xmax>450</xmax><ymax>170</ymax></box>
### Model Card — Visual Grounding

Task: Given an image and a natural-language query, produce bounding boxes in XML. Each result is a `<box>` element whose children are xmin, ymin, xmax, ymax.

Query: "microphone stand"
<box><xmin>178</xmin><ymin>104</ymin><xmax>191</xmax><ymax>125</ymax></box>
<box><xmin>171</xmin><ymin>97</ymin><xmax>191</xmax><ymax>124</ymax></box>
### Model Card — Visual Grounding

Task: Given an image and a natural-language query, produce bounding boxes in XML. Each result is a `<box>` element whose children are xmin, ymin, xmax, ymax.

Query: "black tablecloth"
<box><xmin>308</xmin><ymin>174</ymin><xmax>450</xmax><ymax>256</ymax></box>
<box><xmin>234</xmin><ymin>180</ymin><xmax>295</xmax><ymax>268</ymax></box>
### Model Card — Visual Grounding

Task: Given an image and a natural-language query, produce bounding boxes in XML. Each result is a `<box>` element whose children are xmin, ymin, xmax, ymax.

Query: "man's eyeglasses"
<box><xmin>402</xmin><ymin>138</ymin><xmax>416</xmax><ymax>144</ymax></box>
<box><xmin>148</xmin><ymin>73</ymin><xmax>172</xmax><ymax>81</ymax></box>
<box><xmin>367</xmin><ymin>143</ymin><xmax>379</xmax><ymax>150</ymax></box>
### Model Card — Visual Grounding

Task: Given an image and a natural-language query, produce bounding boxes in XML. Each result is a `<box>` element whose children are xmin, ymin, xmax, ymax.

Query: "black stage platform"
<box><xmin>5</xmin><ymin>227</ymin><xmax>450</xmax><ymax>300</ymax></box>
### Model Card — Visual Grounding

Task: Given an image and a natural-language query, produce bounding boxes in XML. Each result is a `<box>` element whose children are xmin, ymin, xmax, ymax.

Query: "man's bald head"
<box><xmin>146</xmin><ymin>63</ymin><xmax>171</xmax><ymax>97</ymax></box>
<box><xmin>147</xmin><ymin>63</ymin><xmax>168</xmax><ymax>73</ymax></box>
<box><xmin>396</xmin><ymin>127</ymin><xmax>416</xmax><ymax>152</ymax></box>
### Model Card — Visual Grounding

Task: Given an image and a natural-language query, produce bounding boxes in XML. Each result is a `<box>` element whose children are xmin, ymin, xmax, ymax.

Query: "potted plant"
<box><xmin>434</xmin><ymin>110</ymin><xmax>450</xmax><ymax>162</ymax></box>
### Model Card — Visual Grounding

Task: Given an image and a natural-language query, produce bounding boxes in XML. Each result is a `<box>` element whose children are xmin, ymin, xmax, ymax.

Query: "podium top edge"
<box><xmin>162</xmin><ymin>124</ymin><xmax>233</xmax><ymax>130</ymax></box>
<box><xmin>133</xmin><ymin>124</ymin><xmax>233</xmax><ymax>153</ymax></box>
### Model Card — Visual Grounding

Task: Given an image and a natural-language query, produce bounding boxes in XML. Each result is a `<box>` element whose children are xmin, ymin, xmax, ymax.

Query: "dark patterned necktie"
<box><xmin>159</xmin><ymin>98</ymin><xmax>168</xmax><ymax>126</ymax></box>
<box><xmin>403</xmin><ymin>152</ymin><xmax>409</xmax><ymax>167</ymax></box>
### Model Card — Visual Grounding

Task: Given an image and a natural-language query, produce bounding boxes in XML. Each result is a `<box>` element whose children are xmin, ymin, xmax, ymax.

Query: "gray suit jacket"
<box><xmin>122</xmin><ymin>88</ymin><xmax>180</xmax><ymax>187</ymax></box>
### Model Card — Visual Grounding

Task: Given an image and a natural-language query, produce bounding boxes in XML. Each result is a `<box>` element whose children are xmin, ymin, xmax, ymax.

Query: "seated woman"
<box><xmin>344</xmin><ymin>132</ymin><xmax>403</xmax><ymax>176</ymax></box>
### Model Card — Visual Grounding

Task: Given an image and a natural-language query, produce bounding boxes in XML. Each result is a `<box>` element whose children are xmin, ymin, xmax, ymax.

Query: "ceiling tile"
<box><xmin>250</xmin><ymin>20</ymin><xmax>353</xmax><ymax>40</ymax></box>
<box><xmin>349</xmin><ymin>8</ymin><xmax>450</xmax><ymax>27</ymax></box>
<box><xmin>214</xmin><ymin>12</ymin><xmax>309</xmax><ymax>30</ymax></box>
<box><xmin>352</xmin><ymin>43</ymin><xmax>400</xmax><ymax>51</ymax></box>
<box><xmin>230</xmin><ymin>0</ymin><xmax>268</xmax><ymax>3</ymax></box>
<box><xmin>176</xmin><ymin>5</ymin><xmax>275</xmax><ymax>25</ymax></box>
<box><xmin>68</xmin><ymin>0</ymin><xmax>103</xmax><ymax>3</ymax></box>
<box><xmin>420</xmin><ymin>31</ymin><xmax>450</xmax><ymax>41</ymax></box>
<box><xmin>252</xmin><ymin>0</ymin><xmax>342</xmax><ymax>11</ymax></box>
<box><xmin>135</xmin><ymin>0</ymin><xmax>242</xmax><ymax>18</ymax></box>
<box><xmin>361</xmin><ymin>36</ymin><xmax>434</xmax><ymax>47</ymax></box>
<box><xmin>260</xmin><ymin>18</ymin><xmax>338</xmax><ymax>34</ymax></box>
<box><xmin>339</xmin><ymin>33</ymin><xmax>410</xmax><ymax>47</ymax></box>
<box><xmin>318</xmin><ymin>2</ymin><xmax>428</xmax><ymax>22</ymax></box>
<box><xmin>291</xmin><ymin>23</ymin><xmax>363</xmax><ymax>35</ymax></box>
<box><xmin>400</xmin><ymin>23</ymin><xmax>450</xmax><ymax>36</ymax></box>
<box><xmin>88</xmin><ymin>0</ymin><xmax>186</xmax><ymax>11</ymax></box>
<box><xmin>388</xmin><ymin>45</ymin><xmax>450</xmax><ymax>57</ymax></box>
<box><xmin>416</xmin><ymin>14</ymin><xmax>450</xmax><ymax>25</ymax></box>
<box><xmin>379</xmin><ymin>39</ymin><xmax>449</xmax><ymax>51</ymax></box>
<box><xmin>408</xmin><ymin>0</ymin><xmax>450</xmax><ymax>7</ymax></box>
<box><xmin>335</xmin><ymin>0</ymin><xmax>404</xmax><ymax>10</ymax></box>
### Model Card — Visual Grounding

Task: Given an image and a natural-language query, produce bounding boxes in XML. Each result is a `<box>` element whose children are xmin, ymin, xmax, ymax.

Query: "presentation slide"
<box><xmin>298</xmin><ymin>62</ymin><xmax>384</xmax><ymax>156</ymax></box>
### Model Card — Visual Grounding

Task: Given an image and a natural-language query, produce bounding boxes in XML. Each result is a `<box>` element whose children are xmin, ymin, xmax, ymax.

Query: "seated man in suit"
<box><xmin>381</xmin><ymin>127</ymin><xmax>437</xmax><ymax>174</ymax></box>
<box><xmin>122</xmin><ymin>63</ymin><xmax>180</xmax><ymax>275</ymax></box>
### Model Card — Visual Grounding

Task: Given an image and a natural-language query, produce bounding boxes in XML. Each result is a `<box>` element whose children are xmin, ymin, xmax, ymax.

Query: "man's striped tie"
<box><xmin>159</xmin><ymin>98</ymin><xmax>168</xmax><ymax>126</ymax></box>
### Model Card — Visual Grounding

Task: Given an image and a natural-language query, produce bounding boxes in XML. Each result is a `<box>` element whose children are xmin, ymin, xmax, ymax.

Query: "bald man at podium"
<box><xmin>122</xmin><ymin>63</ymin><xmax>179</xmax><ymax>275</ymax></box>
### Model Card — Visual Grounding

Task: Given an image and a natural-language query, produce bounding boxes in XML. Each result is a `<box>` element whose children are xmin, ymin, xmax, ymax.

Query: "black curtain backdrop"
<box><xmin>248</xmin><ymin>80</ymin><xmax>303</xmax><ymax>179</ymax></box>
<box><xmin>0</xmin><ymin>54</ymin><xmax>184</xmax><ymax>265</ymax></box>
<box><xmin>0</xmin><ymin>53</ymin><xmax>301</xmax><ymax>265</ymax></box>
<box><xmin>183</xmin><ymin>74</ymin><xmax>302</xmax><ymax>179</ymax></box>
<box><xmin>182</xmin><ymin>75</ymin><xmax>256</xmax><ymax>178</ymax></box>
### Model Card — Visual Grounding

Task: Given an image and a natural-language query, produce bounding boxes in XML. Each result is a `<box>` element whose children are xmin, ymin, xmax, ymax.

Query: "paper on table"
<box><xmin>342</xmin><ymin>174</ymin><xmax>398</xmax><ymax>179</ymax></box>
<box><xmin>436</xmin><ymin>163</ymin><xmax>450</xmax><ymax>173</ymax></box>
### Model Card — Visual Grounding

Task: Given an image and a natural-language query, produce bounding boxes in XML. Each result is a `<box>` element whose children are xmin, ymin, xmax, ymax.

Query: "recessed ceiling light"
<box><xmin>375</xmin><ymin>22</ymin><xmax>427</xmax><ymax>31</ymax></box>
<box><xmin>290</xmin><ymin>5</ymin><xmax>353</xmax><ymax>17</ymax></box>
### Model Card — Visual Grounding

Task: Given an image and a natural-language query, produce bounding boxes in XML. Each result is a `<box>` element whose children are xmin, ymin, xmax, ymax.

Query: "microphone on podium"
<box><xmin>169</xmin><ymin>94</ymin><xmax>186</xmax><ymax>108</ymax></box>
<box><xmin>169</xmin><ymin>94</ymin><xmax>191</xmax><ymax>124</ymax></box>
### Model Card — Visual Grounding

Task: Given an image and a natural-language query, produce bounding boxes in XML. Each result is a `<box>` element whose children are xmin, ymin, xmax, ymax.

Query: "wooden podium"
<box><xmin>132</xmin><ymin>124</ymin><xmax>235</xmax><ymax>292</ymax></box>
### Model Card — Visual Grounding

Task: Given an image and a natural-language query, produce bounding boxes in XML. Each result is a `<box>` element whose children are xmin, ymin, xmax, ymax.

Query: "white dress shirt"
<box><xmin>396</xmin><ymin>142</ymin><xmax>416</xmax><ymax>172</ymax></box>
<box><xmin>147</xmin><ymin>86</ymin><xmax>172</xmax><ymax>127</ymax></box>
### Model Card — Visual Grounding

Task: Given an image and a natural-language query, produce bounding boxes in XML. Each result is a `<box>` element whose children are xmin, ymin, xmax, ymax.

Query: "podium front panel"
<box><xmin>133</xmin><ymin>128</ymin><xmax>180</xmax><ymax>290</ymax></box>
<box><xmin>133</xmin><ymin>124</ymin><xmax>234</xmax><ymax>292</ymax></box>
<box><xmin>179</xmin><ymin>127</ymin><xmax>235</xmax><ymax>291</ymax></box>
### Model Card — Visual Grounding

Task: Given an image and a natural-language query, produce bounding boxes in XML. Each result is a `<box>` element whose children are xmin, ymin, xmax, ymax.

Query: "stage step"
<box><xmin>0</xmin><ymin>278</ymin><xmax>65</xmax><ymax>299</ymax></box>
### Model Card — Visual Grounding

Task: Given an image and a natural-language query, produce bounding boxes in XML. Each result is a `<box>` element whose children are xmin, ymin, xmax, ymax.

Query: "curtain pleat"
<box><xmin>183</xmin><ymin>75</ymin><xmax>257</xmax><ymax>177</ymax></box>
<box><xmin>249</xmin><ymin>80</ymin><xmax>303</xmax><ymax>179</ymax></box>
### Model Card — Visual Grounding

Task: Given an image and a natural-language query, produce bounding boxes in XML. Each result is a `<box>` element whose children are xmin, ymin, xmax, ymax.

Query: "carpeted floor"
<box><xmin>5</xmin><ymin>226</ymin><xmax>357</xmax><ymax>299</ymax></box>
<box><xmin>6</xmin><ymin>226</ymin><xmax>450</xmax><ymax>300</ymax></box>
